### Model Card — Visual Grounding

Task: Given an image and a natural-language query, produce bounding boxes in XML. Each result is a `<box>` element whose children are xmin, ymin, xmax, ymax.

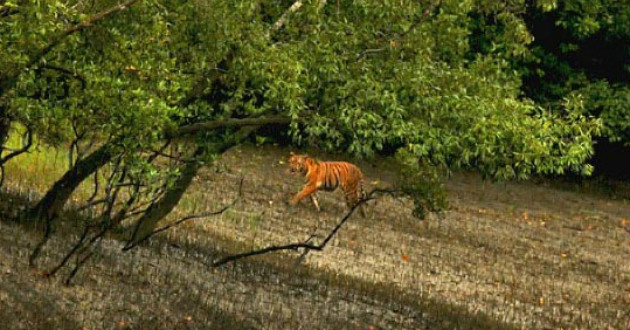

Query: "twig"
<box><xmin>292</xmin><ymin>234</ymin><xmax>320</xmax><ymax>267</ymax></box>
<box><xmin>64</xmin><ymin>250</ymin><xmax>94</xmax><ymax>285</ymax></box>
<box><xmin>210</xmin><ymin>190</ymin><xmax>384</xmax><ymax>267</ymax></box>
<box><xmin>44</xmin><ymin>223</ymin><xmax>91</xmax><ymax>277</ymax></box>
<box><xmin>52</xmin><ymin>179</ymin><xmax>141</xmax><ymax>280</ymax></box>
<box><xmin>147</xmin><ymin>139</ymin><xmax>172</xmax><ymax>164</ymax></box>
<box><xmin>28</xmin><ymin>213</ymin><xmax>53</xmax><ymax>266</ymax></box>
<box><xmin>122</xmin><ymin>177</ymin><xmax>244</xmax><ymax>251</ymax></box>
<box><xmin>148</xmin><ymin>148</ymin><xmax>189</xmax><ymax>163</ymax></box>
<box><xmin>86</xmin><ymin>169</ymin><xmax>99</xmax><ymax>203</ymax></box>
<box><xmin>0</xmin><ymin>126</ymin><xmax>32</xmax><ymax>165</ymax></box>
<box><xmin>76</xmin><ymin>198</ymin><xmax>108</xmax><ymax>212</ymax></box>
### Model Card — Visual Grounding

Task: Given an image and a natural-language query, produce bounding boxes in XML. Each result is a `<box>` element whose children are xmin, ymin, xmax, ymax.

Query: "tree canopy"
<box><xmin>522</xmin><ymin>0</ymin><xmax>630</xmax><ymax>144</ymax></box>
<box><xmin>2</xmin><ymin>0</ymin><xmax>617</xmax><ymax>228</ymax></box>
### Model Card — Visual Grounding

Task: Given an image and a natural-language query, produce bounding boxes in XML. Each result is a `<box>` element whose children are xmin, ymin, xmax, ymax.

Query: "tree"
<box><xmin>1</xmin><ymin>0</ymin><xmax>600</xmax><ymax>276</ymax></box>
<box><xmin>0</xmin><ymin>0</ymin><xmax>148</xmax><ymax>178</ymax></box>
<box><xmin>521</xmin><ymin>0</ymin><xmax>630</xmax><ymax>145</ymax></box>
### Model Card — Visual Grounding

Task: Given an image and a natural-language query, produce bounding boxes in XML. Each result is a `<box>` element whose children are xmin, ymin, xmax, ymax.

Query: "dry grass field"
<box><xmin>1</xmin><ymin>144</ymin><xmax>629</xmax><ymax>330</ymax></box>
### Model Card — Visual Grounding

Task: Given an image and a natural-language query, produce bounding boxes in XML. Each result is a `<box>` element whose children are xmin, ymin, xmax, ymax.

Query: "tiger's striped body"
<box><xmin>288</xmin><ymin>152</ymin><xmax>366</xmax><ymax>213</ymax></box>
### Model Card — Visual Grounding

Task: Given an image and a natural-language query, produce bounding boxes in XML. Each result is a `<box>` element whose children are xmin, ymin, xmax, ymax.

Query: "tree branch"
<box><xmin>122</xmin><ymin>177</ymin><xmax>244</xmax><ymax>251</ymax></box>
<box><xmin>172</xmin><ymin>115</ymin><xmax>292</xmax><ymax>138</ymax></box>
<box><xmin>210</xmin><ymin>189</ymin><xmax>390</xmax><ymax>267</ymax></box>
<box><xmin>0</xmin><ymin>163</ymin><xmax>4</xmax><ymax>188</ymax></box>
<box><xmin>0</xmin><ymin>126</ymin><xmax>32</xmax><ymax>165</ymax></box>
<box><xmin>43</xmin><ymin>223</ymin><xmax>91</xmax><ymax>278</ymax></box>
<box><xmin>357</xmin><ymin>0</ymin><xmax>440</xmax><ymax>60</ymax></box>
<box><xmin>268</xmin><ymin>1</ymin><xmax>303</xmax><ymax>34</ymax></box>
<box><xmin>39</xmin><ymin>64</ymin><xmax>87</xmax><ymax>88</ymax></box>
<box><xmin>27</xmin><ymin>0</ymin><xmax>142</xmax><ymax>68</ymax></box>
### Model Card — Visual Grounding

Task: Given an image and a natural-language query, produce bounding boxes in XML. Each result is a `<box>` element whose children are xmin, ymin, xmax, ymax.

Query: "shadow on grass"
<box><xmin>0</xmin><ymin>283</ymin><xmax>80</xmax><ymax>330</ymax></box>
<box><xmin>145</xmin><ymin>226</ymin><xmax>518</xmax><ymax>330</ymax></box>
<box><xmin>1</xmin><ymin>190</ymin><xmax>515</xmax><ymax>330</ymax></box>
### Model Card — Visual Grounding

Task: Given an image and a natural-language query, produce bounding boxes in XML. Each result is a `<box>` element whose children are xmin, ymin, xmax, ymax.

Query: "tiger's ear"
<box><xmin>290</xmin><ymin>151</ymin><xmax>295</xmax><ymax>156</ymax></box>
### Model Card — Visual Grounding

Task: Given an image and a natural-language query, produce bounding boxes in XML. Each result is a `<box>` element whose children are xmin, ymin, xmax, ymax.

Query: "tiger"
<box><xmin>287</xmin><ymin>152</ymin><xmax>367</xmax><ymax>215</ymax></box>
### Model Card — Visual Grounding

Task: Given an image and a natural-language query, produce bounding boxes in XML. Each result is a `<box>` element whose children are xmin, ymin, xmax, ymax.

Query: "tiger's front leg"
<box><xmin>290</xmin><ymin>184</ymin><xmax>319</xmax><ymax>206</ymax></box>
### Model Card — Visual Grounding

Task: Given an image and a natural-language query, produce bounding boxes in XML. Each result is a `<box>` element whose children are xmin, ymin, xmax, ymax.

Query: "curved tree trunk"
<box><xmin>125</xmin><ymin>146</ymin><xmax>205</xmax><ymax>247</ymax></box>
<box><xmin>27</xmin><ymin>144</ymin><xmax>113</xmax><ymax>221</ymax></box>
<box><xmin>22</xmin><ymin>0</ymin><xmax>301</xmax><ymax>221</ymax></box>
<box><xmin>125</xmin><ymin>126</ymin><xmax>257</xmax><ymax>248</ymax></box>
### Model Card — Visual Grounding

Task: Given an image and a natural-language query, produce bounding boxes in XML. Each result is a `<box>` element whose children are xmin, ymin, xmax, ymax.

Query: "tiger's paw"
<box><xmin>289</xmin><ymin>198</ymin><xmax>299</xmax><ymax>206</ymax></box>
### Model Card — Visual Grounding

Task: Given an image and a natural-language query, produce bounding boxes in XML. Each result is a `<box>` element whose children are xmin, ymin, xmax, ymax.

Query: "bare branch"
<box><xmin>86</xmin><ymin>170</ymin><xmax>99</xmax><ymax>203</ymax></box>
<box><xmin>148</xmin><ymin>148</ymin><xmax>189</xmax><ymax>163</ymax></box>
<box><xmin>65</xmin><ymin>250</ymin><xmax>94</xmax><ymax>285</ymax></box>
<box><xmin>0</xmin><ymin>126</ymin><xmax>32</xmax><ymax>165</ymax></box>
<box><xmin>76</xmin><ymin>198</ymin><xmax>108</xmax><ymax>212</ymax></box>
<box><xmin>28</xmin><ymin>211</ymin><xmax>53</xmax><ymax>266</ymax></box>
<box><xmin>44</xmin><ymin>223</ymin><xmax>91</xmax><ymax>278</ymax></box>
<box><xmin>122</xmin><ymin>177</ymin><xmax>244</xmax><ymax>251</ymax></box>
<box><xmin>50</xmin><ymin>171</ymin><xmax>143</xmax><ymax>280</ymax></box>
<box><xmin>269</xmin><ymin>1</ymin><xmax>303</xmax><ymax>34</ymax></box>
<box><xmin>147</xmin><ymin>139</ymin><xmax>172</xmax><ymax>163</ymax></box>
<box><xmin>210</xmin><ymin>189</ymin><xmax>389</xmax><ymax>268</ymax></box>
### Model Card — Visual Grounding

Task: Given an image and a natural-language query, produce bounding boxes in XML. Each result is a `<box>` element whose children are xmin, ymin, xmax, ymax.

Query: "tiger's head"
<box><xmin>288</xmin><ymin>152</ymin><xmax>316</xmax><ymax>176</ymax></box>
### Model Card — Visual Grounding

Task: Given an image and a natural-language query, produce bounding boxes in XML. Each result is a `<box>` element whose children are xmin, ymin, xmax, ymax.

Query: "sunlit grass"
<box><xmin>2</xmin><ymin>136</ymin><xmax>628</xmax><ymax>330</ymax></box>
<box><xmin>3</xmin><ymin>129</ymin><xmax>68</xmax><ymax>194</ymax></box>
<box><xmin>2</xmin><ymin>128</ymin><xmax>226</xmax><ymax>221</ymax></box>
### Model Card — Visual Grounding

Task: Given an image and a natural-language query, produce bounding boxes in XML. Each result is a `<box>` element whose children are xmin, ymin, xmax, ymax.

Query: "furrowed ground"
<box><xmin>1</xmin><ymin>144</ymin><xmax>629</xmax><ymax>330</ymax></box>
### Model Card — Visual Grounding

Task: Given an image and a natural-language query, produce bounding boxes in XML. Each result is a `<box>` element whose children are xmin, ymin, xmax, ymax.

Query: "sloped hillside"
<box><xmin>1</xmin><ymin>145</ymin><xmax>629</xmax><ymax>330</ymax></box>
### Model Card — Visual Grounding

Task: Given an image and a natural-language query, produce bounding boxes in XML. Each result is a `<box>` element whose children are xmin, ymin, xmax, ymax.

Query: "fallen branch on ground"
<box><xmin>211</xmin><ymin>188</ymin><xmax>399</xmax><ymax>267</ymax></box>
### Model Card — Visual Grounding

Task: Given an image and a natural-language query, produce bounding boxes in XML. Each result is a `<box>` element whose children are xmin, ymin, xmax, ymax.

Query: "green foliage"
<box><xmin>521</xmin><ymin>0</ymin><xmax>630</xmax><ymax>145</ymax></box>
<box><xmin>1</xmin><ymin>0</ymin><xmax>606</xmax><ymax>219</ymax></box>
<box><xmin>571</xmin><ymin>82</ymin><xmax>630</xmax><ymax>144</ymax></box>
<box><xmin>395</xmin><ymin>148</ymin><xmax>447</xmax><ymax>219</ymax></box>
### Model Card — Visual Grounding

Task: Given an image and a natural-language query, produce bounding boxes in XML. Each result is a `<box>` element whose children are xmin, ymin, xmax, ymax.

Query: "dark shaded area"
<box><xmin>520</xmin><ymin>4</ymin><xmax>630</xmax><ymax>181</ymax></box>
<box><xmin>522</xmin><ymin>7</ymin><xmax>630</xmax><ymax>102</ymax></box>
<box><xmin>590</xmin><ymin>139</ymin><xmax>630</xmax><ymax>180</ymax></box>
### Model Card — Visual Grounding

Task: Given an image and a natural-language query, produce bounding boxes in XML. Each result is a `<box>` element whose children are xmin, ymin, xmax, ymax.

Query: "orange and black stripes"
<box><xmin>288</xmin><ymin>153</ymin><xmax>366</xmax><ymax>212</ymax></box>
